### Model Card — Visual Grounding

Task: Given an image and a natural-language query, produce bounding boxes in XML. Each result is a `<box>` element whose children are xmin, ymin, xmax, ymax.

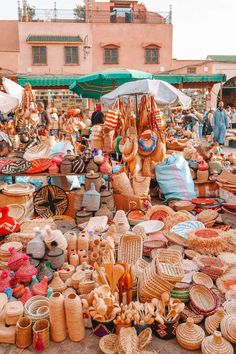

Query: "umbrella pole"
<box><xmin>135</xmin><ymin>93</ymin><xmax>139</xmax><ymax>132</ymax></box>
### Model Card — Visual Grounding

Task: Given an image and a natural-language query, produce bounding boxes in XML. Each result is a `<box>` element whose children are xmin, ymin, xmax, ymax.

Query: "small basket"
<box><xmin>91</xmin><ymin>317</ymin><xmax>115</xmax><ymax>337</ymax></box>
<box><xmin>118</xmin><ymin>233</ymin><xmax>143</xmax><ymax>265</ymax></box>
<box><xmin>152</xmin><ymin>317</ymin><xmax>180</xmax><ymax>340</ymax></box>
<box><xmin>155</xmin><ymin>249</ymin><xmax>184</xmax><ymax>283</ymax></box>
<box><xmin>32</xmin><ymin>319</ymin><xmax>50</xmax><ymax>351</ymax></box>
<box><xmin>192</xmin><ymin>272</ymin><xmax>214</xmax><ymax>289</ymax></box>
<box><xmin>189</xmin><ymin>285</ymin><xmax>217</xmax><ymax>314</ymax></box>
<box><xmin>58</xmin><ymin>263</ymin><xmax>75</xmax><ymax>281</ymax></box>
<box><xmin>16</xmin><ymin>316</ymin><xmax>32</xmax><ymax>349</ymax></box>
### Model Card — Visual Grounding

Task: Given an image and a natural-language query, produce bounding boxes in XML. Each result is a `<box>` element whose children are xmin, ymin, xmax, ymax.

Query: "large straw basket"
<box><xmin>132</xmin><ymin>175</ymin><xmax>150</xmax><ymax>196</ymax></box>
<box><xmin>16</xmin><ymin>316</ymin><xmax>32</xmax><ymax>349</ymax></box>
<box><xmin>32</xmin><ymin>319</ymin><xmax>50</xmax><ymax>351</ymax></box>
<box><xmin>111</xmin><ymin>172</ymin><xmax>134</xmax><ymax>195</ymax></box>
<box><xmin>49</xmin><ymin>292</ymin><xmax>67</xmax><ymax>342</ymax></box>
<box><xmin>65</xmin><ymin>293</ymin><xmax>85</xmax><ymax>342</ymax></box>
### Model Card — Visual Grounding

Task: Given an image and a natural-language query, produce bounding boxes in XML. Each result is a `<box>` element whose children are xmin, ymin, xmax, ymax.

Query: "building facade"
<box><xmin>0</xmin><ymin>0</ymin><xmax>235</xmax><ymax>110</ymax></box>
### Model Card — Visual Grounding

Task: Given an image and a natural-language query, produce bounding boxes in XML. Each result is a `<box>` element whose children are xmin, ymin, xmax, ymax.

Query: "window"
<box><xmin>65</xmin><ymin>46</ymin><xmax>79</xmax><ymax>64</ymax></box>
<box><xmin>187</xmin><ymin>66</ymin><xmax>197</xmax><ymax>74</ymax></box>
<box><xmin>145</xmin><ymin>47</ymin><xmax>159</xmax><ymax>64</ymax></box>
<box><xmin>104</xmin><ymin>47</ymin><xmax>118</xmax><ymax>64</ymax></box>
<box><xmin>32</xmin><ymin>46</ymin><xmax>47</xmax><ymax>65</ymax></box>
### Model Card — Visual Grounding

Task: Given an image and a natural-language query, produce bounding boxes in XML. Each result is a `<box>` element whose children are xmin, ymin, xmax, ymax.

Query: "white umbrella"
<box><xmin>0</xmin><ymin>91</ymin><xmax>19</xmax><ymax>114</ymax></box>
<box><xmin>2</xmin><ymin>77</ymin><xmax>24</xmax><ymax>105</ymax></box>
<box><xmin>101</xmin><ymin>79</ymin><xmax>191</xmax><ymax>107</ymax></box>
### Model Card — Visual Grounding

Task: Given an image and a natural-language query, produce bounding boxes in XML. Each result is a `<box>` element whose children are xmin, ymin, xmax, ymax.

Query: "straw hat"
<box><xmin>138</xmin><ymin>130</ymin><xmax>157</xmax><ymax>157</ymax></box>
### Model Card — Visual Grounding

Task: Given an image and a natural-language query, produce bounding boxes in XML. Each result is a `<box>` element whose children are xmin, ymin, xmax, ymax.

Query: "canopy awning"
<box><xmin>18</xmin><ymin>75</ymin><xmax>82</xmax><ymax>88</ymax></box>
<box><xmin>17</xmin><ymin>73</ymin><xmax>226</xmax><ymax>89</ymax></box>
<box><xmin>153</xmin><ymin>74</ymin><xmax>226</xmax><ymax>84</ymax></box>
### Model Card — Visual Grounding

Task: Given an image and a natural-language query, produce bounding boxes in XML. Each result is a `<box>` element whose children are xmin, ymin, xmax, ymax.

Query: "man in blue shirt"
<box><xmin>213</xmin><ymin>101</ymin><xmax>228</xmax><ymax>146</ymax></box>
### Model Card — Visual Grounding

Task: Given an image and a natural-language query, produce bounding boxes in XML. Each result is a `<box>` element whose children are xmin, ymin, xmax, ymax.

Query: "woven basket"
<box><xmin>65</xmin><ymin>293</ymin><xmax>85</xmax><ymax>342</ymax></box>
<box><xmin>118</xmin><ymin>232</ymin><xmax>143</xmax><ymax>265</ymax></box>
<box><xmin>176</xmin><ymin>317</ymin><xmax>205</xmax><ymax>350</ymax></box>
<box><xmin>132</xmin><ymin>175</ymin><xmax>150</xmax><ymax>196</ymax></box>
<box><xmin>32</xmin><ymin>319</ymin><xmax>50</xmax><ymax>351</ymax></box>
<box><xmin>111</xmin><ymin>172</ymin><xmax>134</xmax><ymax>195</ymax></box>
<box><xmin>49</xmin><ymin>292</ymin><xmax>67</xmax><ymax>342</ymax></box>
<box><xmin>205</xmin><ymin>308</ymin><xmax>225</xmax><ymax>335</ymax></box>
<box><xmin>180</xmin><ymin>307</ymin><xmax>204</xmax><ymax>324</ymax></box>
<box><xmin>155</xmin><ymin>249</ymin><xmax>184</xmax><ymax>283</ymax></box>
<box><xmin>5</xmin><ymin>301</ymin><xmax>24</xmax><ymax>325</ymax></box>
<box><xmin>24</xmin><ymin>296</ymin><xmax>49</xmax><ymax>322</ymax></box>
<box><xmin>201</xmin><ymin>331</ymin><xmax>234</xmax><ymax>354</ymax></box>
<box><xmin>58</xmin><ymin>263</ymin><xmax>75</xmax><ymax>281</ymax></box>
<box><xmin>16</xmin><ymin>316</ymin><xmax>32</xmax><ymax>349</ymax></box>
<box><xmin>189</xmin><ymin>285</ymin><xmax>217</xmax><ymax>314</ymax></box>
<box><xmin>220</xmin><ymin>314</ymin><xmax>236</xmax><ymax>343</ymax></box>
<box><xmin>192</xmin><ymin>272</ymin><xmax>214</xmax><ymax>289</ymax></box>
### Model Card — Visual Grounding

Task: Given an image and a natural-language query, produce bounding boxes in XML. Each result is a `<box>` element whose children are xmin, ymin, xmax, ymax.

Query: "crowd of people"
<box><xmin>171</xmin><ymin>100</ymin><xmax>236</xmax><ymax>147</ymax></box>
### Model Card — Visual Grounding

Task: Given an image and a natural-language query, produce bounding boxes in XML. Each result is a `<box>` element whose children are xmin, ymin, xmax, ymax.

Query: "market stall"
<box><xmin>0</xmin><ymin>75</ymin><xmax>235</xmax><ymax>354</ymax></box>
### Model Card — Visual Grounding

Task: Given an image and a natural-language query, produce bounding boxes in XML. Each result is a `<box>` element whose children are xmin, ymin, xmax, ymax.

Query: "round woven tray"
<box><xmin>192</xmin><ymin>272</ymin><xmax>214</xmax><ymax>289</ymax></box>
<box><xmin>189</xmin><ymin>284</ymin><xmax>217</xmax><ymax>314</ymax></box>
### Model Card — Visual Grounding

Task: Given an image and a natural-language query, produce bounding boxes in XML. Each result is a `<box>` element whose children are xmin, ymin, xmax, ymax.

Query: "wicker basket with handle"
<box><xmin>32</xmin><ymin>319</ymin><xmax>50</xmax><ymax>351</ymax></box>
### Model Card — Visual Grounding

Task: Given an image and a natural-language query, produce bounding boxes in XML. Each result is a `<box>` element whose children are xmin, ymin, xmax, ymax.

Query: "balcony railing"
<box><xmin>18</xmin><ymin>8</ymin><xmax>172</xmax><ymax>25</ymax></box>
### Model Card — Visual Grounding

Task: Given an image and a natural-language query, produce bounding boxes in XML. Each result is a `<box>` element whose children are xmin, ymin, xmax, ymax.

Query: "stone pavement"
<box><xmin>1</xmin><ymin>329</ymin><xmax>202</xmax><ymax>354</ymax></box>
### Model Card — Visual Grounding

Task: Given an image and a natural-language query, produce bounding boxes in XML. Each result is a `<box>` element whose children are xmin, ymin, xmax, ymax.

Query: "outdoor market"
<box><xmin>0</xmin><ymin>65</ymin><xmax>235</xmax><ymax>354</ymax></box>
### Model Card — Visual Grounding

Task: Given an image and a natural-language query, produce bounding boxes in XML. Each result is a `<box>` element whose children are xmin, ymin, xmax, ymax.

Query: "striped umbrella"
<box><xmin>69</xmin><ymin>68</ymin><xmax>153</xmax><ymax>99</ymax></box>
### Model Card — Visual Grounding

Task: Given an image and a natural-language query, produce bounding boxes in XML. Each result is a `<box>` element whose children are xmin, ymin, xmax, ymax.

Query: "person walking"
<box><xmin>231</xmin><ymin>106</ymin><xmax>236</xmax><ymax>129</ymax></box>
<box><xmin>213</xmin><ymin>101</ymin><xmax>228</xmax><ymax>146</ymax></box>
<box><xmin>37</xmin><ymin>102</ymin><xmax>52</xmax><ymax>135</ymax></box>
<box><xmin>204</xmin><ymin>108</ymin><xmax>214</xmax><ymax>143</ymax></box>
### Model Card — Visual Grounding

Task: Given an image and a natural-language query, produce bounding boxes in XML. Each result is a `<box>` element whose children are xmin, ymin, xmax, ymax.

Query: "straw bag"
<box><xmin>142</xmin><ymin>156</ymin><xmax>156</xmax><ymax>178</ymax></box>
<box><xmin>138</xmin><ymin>95</ymin><xmax>150</xmax><ymax>133</ymax></box>
<box><xmin>103</xmin><ymin>129</ymin><xmax>115</xmax><ymax>153</ymax></box>
<box><xmin>138</xmin><ymin>130</ymin><xmax>157</xmax><ymax>157</ymax></box>
<box><xmin>49</xmin><ymin>292</ymin><xmax>67</xmax><ymax>342</ymax></box>
<box><xmin>132</xmin><ymin>175</ymin><xmax>150</xmax><ymax>196</ymax></box>
<box><xmin>104</xmin><ymin>99</ymin><xmax>121</xmax><ymax>131</ymax></box>
<box><xmin>111</xmin><ymin>171</ymin><xmax>134</xmax><ymax>195</ymax></box>
<box><xmin>150</xmin><ymin>96</ymin><xmax>166</xmax><ymax>131</ymax></box>
<box><xmin>151</xmin><ymin>131</ymin><xmax>166</xmax><ymax>163</ymax></box>
<box><xmin>65</xmin><ymin>293</ymin><xmax>85</xmax><ymax>342</ymax></box>
<box><xmin>16</xmin><ymin>316</ymin><xmax>32</xmax><ymax>349</ymax></box>
<box><xmin>32</xmin><ymin>319</ymin><xmax>49</xmax><ymax>352</ymax></box>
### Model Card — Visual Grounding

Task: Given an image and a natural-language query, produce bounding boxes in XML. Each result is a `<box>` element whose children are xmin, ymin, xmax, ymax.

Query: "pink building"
<box><xmin>0</xmin><ymin>1</ymin><xmax>234</xmax><ymax>110</ymax></box>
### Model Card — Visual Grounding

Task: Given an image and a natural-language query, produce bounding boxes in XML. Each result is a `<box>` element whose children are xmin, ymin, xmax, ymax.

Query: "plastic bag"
<box><xmin>155</xmin><ymin>153</ymin><xmax>196</xmax><ymax>201</ymax></box>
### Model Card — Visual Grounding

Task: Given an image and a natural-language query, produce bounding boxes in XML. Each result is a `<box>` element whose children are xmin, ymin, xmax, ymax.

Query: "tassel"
<box><xmin>35</xmin><ymin>333</ymin><xmax>44</xmax><ymax>352</ymax></box>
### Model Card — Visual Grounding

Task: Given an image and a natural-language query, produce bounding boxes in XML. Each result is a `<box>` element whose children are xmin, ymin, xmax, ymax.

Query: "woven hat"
<box><xmin>138</xmin><ymin>130</ymin><xmax>157</xmax><ymax>157</ymax></box>
<box><xmin>122</xmin><ymin>136</ymin><xmax>138</xmax><ymax>162</ymax></box>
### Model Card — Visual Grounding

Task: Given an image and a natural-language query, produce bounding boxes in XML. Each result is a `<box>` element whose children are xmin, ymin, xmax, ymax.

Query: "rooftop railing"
<box><xmin>18</xmin><ymin>8</ymin><xmax>172</xmax><ymax>24</ymax></box>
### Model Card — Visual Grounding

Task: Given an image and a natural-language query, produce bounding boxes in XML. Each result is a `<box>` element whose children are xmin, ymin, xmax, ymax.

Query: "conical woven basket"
<box><xmin>220</xmin><ymin>314</ymin><xmax>236</xmax><ymax>343</ymax></box>
<box><xmin>49</xmin><ymin>292</ymin><xmax>67</xmax><ymax>342</ymax></box>
<box><xmin>205</xmin><ymin>308</ymin><xmax>225</xmax><ymax>335</ymax></box>
<box><xmin>176</xmin><ymin>317</ymin><xmax>205</xmax><ymax>350</ymax></box>
<box><xmin>49</xmin><ymin>272</ymin><xmax>66</xmax><ymax>293</ymax></box>
<box><xmin>16</xmin><ymin>316</ymin><xmax>32</xmax><ymax>348</ymax></box>
<box><xmin>201</xmin><ymin>331</ymin><xmax>233</xmax><ymax>354</ymax></box>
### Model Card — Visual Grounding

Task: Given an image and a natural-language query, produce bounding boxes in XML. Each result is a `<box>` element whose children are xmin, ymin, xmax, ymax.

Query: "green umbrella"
<box><xmin>69</xmin><ymin>68</ymin><xmax>153</xmax><ymax>99</ymax></box>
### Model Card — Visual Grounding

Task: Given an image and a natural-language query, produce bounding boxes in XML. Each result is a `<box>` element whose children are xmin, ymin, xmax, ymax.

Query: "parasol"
<box><xmin>69</xmin><ymin>68</ymin><xmax>153</xmax><ymax>99</ymax></box>
<box><xmin>101</xmin><ymin>79</ymin><xmax>191</xmax><ymax>107</ymax></box>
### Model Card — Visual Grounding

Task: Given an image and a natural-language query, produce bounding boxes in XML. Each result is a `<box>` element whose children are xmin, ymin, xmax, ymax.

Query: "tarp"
<box><xmin>2</xmin><ymin>77</ymin><xmax>23</xmax><ymax>105</ymax></box>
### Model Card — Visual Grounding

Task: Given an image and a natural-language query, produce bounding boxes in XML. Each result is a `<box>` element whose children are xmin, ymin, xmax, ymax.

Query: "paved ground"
<box><xmin>1</xmin><ymin>329</ymin><xmax>202</xmax><ymax>354</ymax></box>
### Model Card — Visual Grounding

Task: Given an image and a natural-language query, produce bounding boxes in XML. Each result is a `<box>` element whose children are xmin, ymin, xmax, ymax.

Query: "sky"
<box><xmin>1</xmin><ymin>0</ymin><xmax>236</xmax><ymax>60</ymax></box>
